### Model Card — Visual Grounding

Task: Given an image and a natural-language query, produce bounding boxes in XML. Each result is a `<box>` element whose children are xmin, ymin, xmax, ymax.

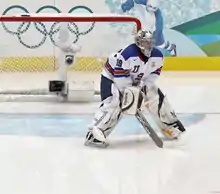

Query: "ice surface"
<box><xmin>0</xmin><ymin>72</ymin><xmax>219</xmax><ymax>194</ymax></box>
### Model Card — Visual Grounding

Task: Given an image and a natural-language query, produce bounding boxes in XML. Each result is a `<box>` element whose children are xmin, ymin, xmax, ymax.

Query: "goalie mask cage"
<box><xmin>0</xmin><ymin>14</ymin><xmax>141</xmax><ymax>102</ymax></box>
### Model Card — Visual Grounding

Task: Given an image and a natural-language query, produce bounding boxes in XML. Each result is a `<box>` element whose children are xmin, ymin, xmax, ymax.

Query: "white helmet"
<box><xmin>146</xmin><ymin>0</ymin><xmax>159</xmax><ymax>12</ymax></box>
<box><xmin>135</xmin><ymin>29</ymin><xmax>154</xmax><ymax>57</ymax></box>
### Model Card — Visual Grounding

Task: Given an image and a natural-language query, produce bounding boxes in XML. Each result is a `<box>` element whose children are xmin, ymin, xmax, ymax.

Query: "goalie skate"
<box><xmin>85</xmin><ymin>131</ymin><xmax>108</xmax><ymax>148</ymax></box>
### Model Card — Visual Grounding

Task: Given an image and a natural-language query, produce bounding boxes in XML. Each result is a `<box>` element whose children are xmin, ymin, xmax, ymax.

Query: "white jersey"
<box><xmin>102</xmin><ymin>43</ymin><xmax>164</xmax><ymax>92</ymax></box>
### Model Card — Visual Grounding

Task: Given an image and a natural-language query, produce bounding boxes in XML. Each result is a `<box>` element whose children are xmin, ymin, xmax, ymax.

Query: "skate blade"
<box><xmin>84</xmin><ymin>140</ymin><xmax>108</xmax><ymax>148</ymax></box>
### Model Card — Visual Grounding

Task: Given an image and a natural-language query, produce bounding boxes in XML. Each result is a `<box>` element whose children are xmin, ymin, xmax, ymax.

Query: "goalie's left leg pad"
<box><xmin>145</xmin><ymin>85</ymin><xmax>186</xmax><ymax>139</ymax></box>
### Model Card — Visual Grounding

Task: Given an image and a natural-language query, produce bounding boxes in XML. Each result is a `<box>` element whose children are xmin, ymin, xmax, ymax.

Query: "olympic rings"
<box><xmin>1</xmin><ymin>5</ymin><xmax>95</xmax><ymax>49</ymax></box>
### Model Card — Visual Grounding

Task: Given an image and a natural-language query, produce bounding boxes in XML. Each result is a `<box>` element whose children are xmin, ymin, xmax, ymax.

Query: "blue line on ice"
<box><xmin>0</xmin><ymin>113</ymin><xmax>205</xmax><ymax>137</ymax></box>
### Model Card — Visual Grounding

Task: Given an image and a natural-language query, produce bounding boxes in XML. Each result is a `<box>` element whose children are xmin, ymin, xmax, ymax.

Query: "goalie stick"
<box><xmin>135</xmin><ymin>109</ymin><xmax>163</xmax><ymax>148</ymax></box>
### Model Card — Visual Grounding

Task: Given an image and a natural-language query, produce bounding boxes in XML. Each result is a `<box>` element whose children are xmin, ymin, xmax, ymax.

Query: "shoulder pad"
<box><xmin>150</xmin><ymin>48</ymin><xmax>164</xmax><ymax>58</ymax></box>
<box><xmin>120</xmin><ymin>44</ymin><xmax>139</xmax><ymax>61</ymax></box>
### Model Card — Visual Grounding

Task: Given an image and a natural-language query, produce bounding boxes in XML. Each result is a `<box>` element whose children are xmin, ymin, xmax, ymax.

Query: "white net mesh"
<box><xmin>0</xmin><ymin>14</ymin><xmax>141</xmax><ymax>101</ymax></box>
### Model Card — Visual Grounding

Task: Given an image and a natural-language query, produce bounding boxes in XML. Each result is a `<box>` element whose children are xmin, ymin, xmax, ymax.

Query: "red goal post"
<box><xmin>0</xmin><ymin>14</ymin><xmax>142</xmax><ymax>101</ymax></box>
<box><xmin>0</xmin><ymin>14</ymin><xmax>142</xmax><ymax>27</ymax></box>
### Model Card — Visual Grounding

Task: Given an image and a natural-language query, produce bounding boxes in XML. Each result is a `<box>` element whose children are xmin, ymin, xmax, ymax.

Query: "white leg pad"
<box><xmin>145</xmin><ymin>86</ymin><xmax>185</xmax><ymax>139</ymax></box>
<box><xmin>92</xmin><ymin>126</ymin><xmax>107</xmax><ymax>142</ymax></box>
<box><xmin>89</xmin><ymin>84</ymin><xmax>122</xmax><ymax>142</ymax></box>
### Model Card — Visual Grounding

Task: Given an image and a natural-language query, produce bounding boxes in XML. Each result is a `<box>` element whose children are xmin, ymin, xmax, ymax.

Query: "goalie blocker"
<box><xmin>121</xmin><ymin>86</ymin><xmax>141</xmax><ymax>114</ymax></box>
<box><xmin>122</xmin><ymin>86</ymin><xmax>163</xmax><ymax>148</ymax></box>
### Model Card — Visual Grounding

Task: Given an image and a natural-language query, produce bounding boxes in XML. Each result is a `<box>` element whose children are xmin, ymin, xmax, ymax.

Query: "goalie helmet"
<box><xmin>146</xmin><ymin>0</ymin><xmax>159</xmax><ymax>12</ymax></box>
<box><xmin>135</xmin><ymin>29</ymin><xmax>154</xmax><ymax>57</ymax></box>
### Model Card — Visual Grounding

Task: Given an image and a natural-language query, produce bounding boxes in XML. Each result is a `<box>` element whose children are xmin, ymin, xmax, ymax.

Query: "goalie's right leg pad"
<box><xmin>85</xmin><ymin>130</ymin><xmax>108</xmax><ymax>148</ymax></box>
<box><xmin>85</xmin><ymin>75</ymin><xmax>122</xmax><ymax>147</ymax></box>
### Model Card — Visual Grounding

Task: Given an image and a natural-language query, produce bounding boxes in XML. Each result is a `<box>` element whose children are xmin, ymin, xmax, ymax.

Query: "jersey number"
<box><xmin>135</xmin><ymin>73</ymin><xmax>144</xmax><ymax>81</ymax></box>
<box><xmin>134</xmin><ymin>73</ymin><xmax>144</xmax><ymax>85</ymax></box>
<box><xmin>116</xmin><ymin>59</ymin><xmax>123</xmax><ymax>67</ymax></box>
<box><xmin>132</xmin><ymin>65</ymin><xmax>140</xmax><ymax>73</ymax></box>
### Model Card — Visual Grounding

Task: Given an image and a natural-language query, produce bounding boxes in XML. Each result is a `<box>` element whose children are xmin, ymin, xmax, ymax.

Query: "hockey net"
<box><xmin>0</xmin><ymin>14</ymin><xmax>141</xmax><ymax>102</ymax></box>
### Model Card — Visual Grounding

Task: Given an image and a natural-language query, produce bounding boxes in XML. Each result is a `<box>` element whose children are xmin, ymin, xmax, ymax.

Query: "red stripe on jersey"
<box><xmin>105</xmin><ymin>61</ymin><xmax>130</xmax><ymax>75</ymax></box>
<box><xmin>151</xmin><ymin>66</ymin><xmax>162</xmax><ymax>75</ymax></box>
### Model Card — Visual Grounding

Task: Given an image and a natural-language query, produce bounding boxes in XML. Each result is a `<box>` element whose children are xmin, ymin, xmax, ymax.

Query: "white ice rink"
<box><xmin>0</xmin><ymin>72</ymin><xmax>219</xmax><ymax>194</ymax></box>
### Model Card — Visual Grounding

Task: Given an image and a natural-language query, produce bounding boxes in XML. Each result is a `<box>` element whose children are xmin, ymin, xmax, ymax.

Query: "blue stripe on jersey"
<box><xmin>114</xmin><ymin>67</ymin><xmax>124</xmax><ymax>70</ymax></box>
<box><xmin>120</xmin><ymin>44</ymin><xmax>140</xmax><ymax>61</ymax></box>
<box><xmin>150</xmin><ymin>48</ymin><xmax>164</xmax><ymax>58</ymax></box>
<box><xmin>114</xmin><ymin>74</ymin><xmax>130</xmax><ymax>78</ymax></box>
